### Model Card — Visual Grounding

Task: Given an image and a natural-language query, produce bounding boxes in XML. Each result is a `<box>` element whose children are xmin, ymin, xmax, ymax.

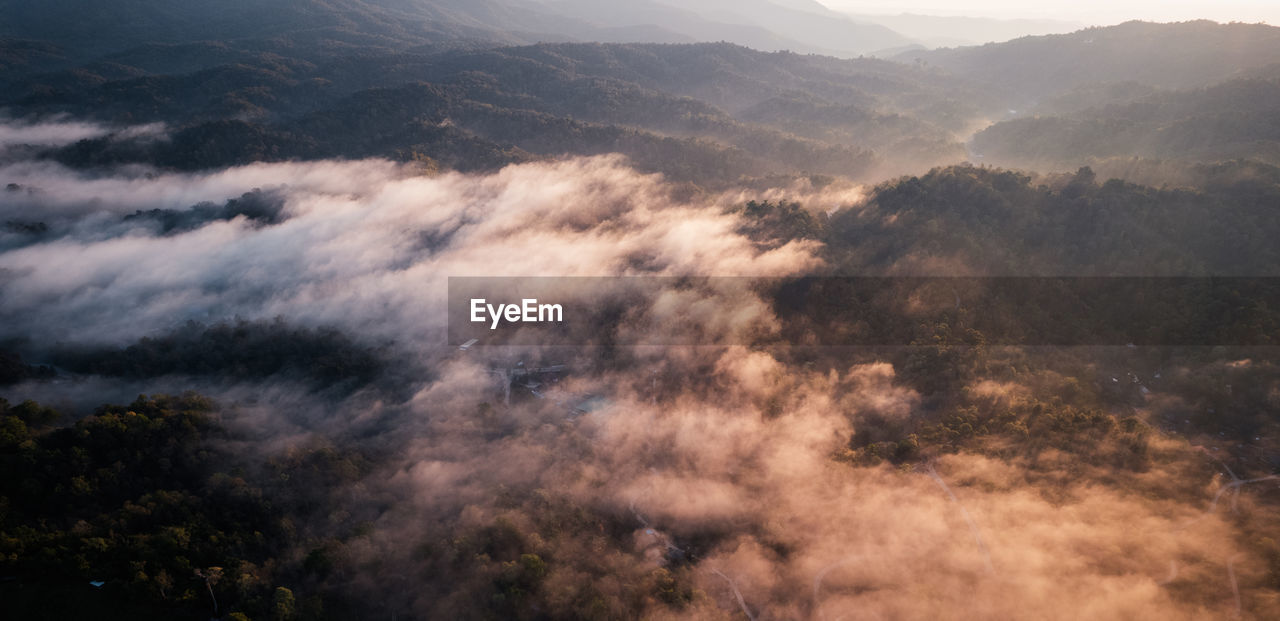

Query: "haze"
<box><xmin>824</xmin><ymin>0</ymin><xmax>1280</xmax><ymax>24</ymax></box>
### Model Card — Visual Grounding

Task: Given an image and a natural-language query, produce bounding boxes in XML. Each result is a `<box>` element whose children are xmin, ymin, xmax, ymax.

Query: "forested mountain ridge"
<box><xmin>0</xmin><ymin>0</ymin><xmax>569</xmax><ymax>60</ymax></box>
<box><xmin>6</xmin><ymin>41</ymin><xmax>978</xmax><ymax>182</ymax></box>
<box><xmin>824</xmin><ymin>162</ymin><xmax>1280</xmax><ymax>275</ymax></box>
<box><xmin>8</xmin><ymin>19</ymin><xmax>1280</xmax><ymax>182</ymax></box>
<box><xmin>901</xmin><ymin>20</ymin><xmax>1280</xmax><ymax>107</ymax></box>
<box><xmin>0</xmin><ymin>0</ymin><xmax>913</xmax><ymax>71</ymax></box>
<box><xmin>541</xmin><ymin>0</ymin><xmax>910</xmax><ymax>57</ymax></box>
<box><xmin>972</xmin><ymin>76</ymin><xmax>1280</xmax><ymax>168</ymax></box>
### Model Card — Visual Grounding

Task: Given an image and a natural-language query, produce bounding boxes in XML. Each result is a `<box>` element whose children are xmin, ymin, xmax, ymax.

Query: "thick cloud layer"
<box><xmin>0</xmin><ymin>155</ymin><xmax>822</xmax><ymax>349</ymax></box>
<box><xmin>2</xmin><ymin>132</ymin><xmax>1276</xmax><ymax>619</ymax></box>
<box><xmin>365</xmin><ymin>351</ymin><xmax>1261</xmax><ymax>619</ymax></box>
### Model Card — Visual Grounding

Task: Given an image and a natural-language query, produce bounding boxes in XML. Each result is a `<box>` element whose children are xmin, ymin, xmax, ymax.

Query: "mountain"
<box><xmin>13</xmin><ymin>41</ymin><xmax>979</xmax><ymax>182</ymax></box>
<box><xmin>0</xmin><ymin>0</ymin><xmax>459</xmax><ymax>51</ymax></box>
<box><xmin>826</xmin><ymin>162</ymin><xmax>1280</xmax><ymax>275</ymax></box>
<box><xmin>535</xmin><ymin>0</ymin><xmax>820</xmax><ymax>54</ymax></box>
<box><xmin>11</xmin><ymin>10</ymin><xmax>1280</xmax><ymax>185</ymax></box>
<box><xmin>0</xmin><ymin>0</ymin><xmax>914</xmax><ymax>74</ymax></box>
<box><xmin>971</xmin><ymin>76</ymin><xmax>1280</xmax><ymax>169</ymax></box>
<box><xmin>900</xmin><ymin>20</ymin><xmax>1280</xmax><ymax>106</ymax></box>
<box><xmin>624</xmin><ymin>0</ymin><xmax>910</xmax><ymax>56</ymax></box>
<box><xmin>844</xmin><ymin>13</ymin><xmax>1084</xmax><ymax>47</ymax></box>
<box><xmin>0</xmin><ymin>0</ymin><xmax>565</xmax><ymax>78</ymax></box>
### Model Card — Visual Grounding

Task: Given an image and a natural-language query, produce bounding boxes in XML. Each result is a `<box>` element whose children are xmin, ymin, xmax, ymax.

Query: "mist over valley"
<box><xmin>3</xmin><ymin>3</ymin><xmax>1280</xmax><ymax>619</ymax></box>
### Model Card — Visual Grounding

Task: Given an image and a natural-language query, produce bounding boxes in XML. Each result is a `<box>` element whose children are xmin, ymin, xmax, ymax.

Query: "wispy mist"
<box><xmin>2</xmin><ymin>120</ymin><xmax>1276</xmax><ymax>619</ymax></box>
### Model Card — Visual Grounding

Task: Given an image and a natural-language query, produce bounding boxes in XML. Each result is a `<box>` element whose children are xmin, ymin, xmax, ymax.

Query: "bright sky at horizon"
<box><xmin>819</xmin><ymin>0</ymin><xmax>1280</xmax><ymax>25</ymax></box>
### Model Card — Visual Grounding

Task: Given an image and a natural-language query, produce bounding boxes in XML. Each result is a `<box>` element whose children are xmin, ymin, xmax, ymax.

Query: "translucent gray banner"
<box><xmin>447</xmin><ymin>277</ymin><xmax>1280</xmax><ymax>347</ymax></box>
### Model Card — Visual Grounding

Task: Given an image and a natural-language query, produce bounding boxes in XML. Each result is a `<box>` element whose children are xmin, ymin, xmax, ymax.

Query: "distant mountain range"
<box><xmin>898</xmin><ymin>20</ymin><xmax>1280</xmax><ymax>105</ymax></box>
<box><xmin>842</xmin><ymin>12</ymin><xmax>1084</xmax><ymax>47</ymax></box>
<box><xmin>972</xmin><ymin>75</ymin><xmax>1280</xmax><ymax>168</ymax></box>
<box><xmin>538</xmin><ymin>0</ymin><xmax>909</xmax><ymax>57</ymax></box>
<box><xmin>0</xmin><ymin>0</ymin><xmax>913</xmax><ymax>65</ymax></box>
<box><xmin>5</xmin><ymin>3</ymin><xmax>1280</xmax><ymax>180</ymax></box>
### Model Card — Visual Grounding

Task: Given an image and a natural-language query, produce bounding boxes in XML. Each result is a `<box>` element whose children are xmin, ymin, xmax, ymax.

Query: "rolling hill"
<box><xmin>900</xmin><ymin>20</ymin><xmax>1280</xmax><ymax>107</ymax></box>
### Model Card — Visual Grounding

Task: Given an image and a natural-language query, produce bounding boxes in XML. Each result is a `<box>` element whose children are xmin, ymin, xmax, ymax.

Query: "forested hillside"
<box><xmin>901</xmin><ymin>20</ymin><xmax>1280</xmax><ymax>107</ymax></box>
<box><xmin>972</xmin><ymin>77</ymin><xmax>1280</xmax><ymax>168</ymax></box>
<box><xmin>825</xmin><ymin>162</ymin><xmax>1280</xmax><ymax>274</ymax></box>
<box><xmin>5</xmin><ymin>41</ymin><xmax>982</xmax><ymax>182</ymax></box>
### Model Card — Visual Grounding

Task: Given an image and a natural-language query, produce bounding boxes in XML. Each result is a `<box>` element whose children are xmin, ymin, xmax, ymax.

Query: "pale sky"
<box><xmin>819</xmin><ymin>0</ymin><xmax>1280</xmax><ymax>24</ymax></box>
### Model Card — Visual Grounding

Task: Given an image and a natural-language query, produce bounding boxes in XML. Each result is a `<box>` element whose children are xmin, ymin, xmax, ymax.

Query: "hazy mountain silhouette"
<box><xmin>900</xmin><ymin>20</ymin><xmax>1280</xmax><ymax>105</ymax></box>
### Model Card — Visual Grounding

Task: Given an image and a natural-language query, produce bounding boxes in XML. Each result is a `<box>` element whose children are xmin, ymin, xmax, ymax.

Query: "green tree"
<box><xmin>272</xmin><ymin>586</ymin><xmax>297</xmax><ymax>621</ymax></box>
